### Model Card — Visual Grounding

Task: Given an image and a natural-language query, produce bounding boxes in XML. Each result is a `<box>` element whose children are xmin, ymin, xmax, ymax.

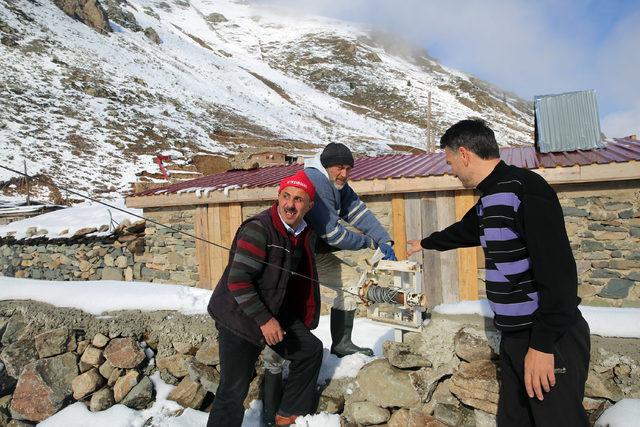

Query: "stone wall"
<box><xmin>136</xmin><ymin>206</ymin><xmax>199</xmax><ymax>287</ymax></box>
<box><xmin>0</xmin><ymin>301</ymin><xmax>636</xmax><ymax>425</ymax></box>
<box><xmin>557</xmin><ymin>180</ymin><xmax>640</xmax><ymax>307</ymax></box>
<box><xmin>0</xmin><ymin>221</ymin><xmax>145</xmax><ymax>282</ymax></box>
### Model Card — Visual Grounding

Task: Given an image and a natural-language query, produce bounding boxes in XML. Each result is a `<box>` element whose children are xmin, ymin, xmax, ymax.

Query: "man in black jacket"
<box><xmin>207</xmin><ymin>170</ymin><xmax>323</xmax><ymax>427</ymax></box>
<box><xmin>408</xmin><ymin>119</ymin><xmax>590</xmax><ymax>426</ymax></box>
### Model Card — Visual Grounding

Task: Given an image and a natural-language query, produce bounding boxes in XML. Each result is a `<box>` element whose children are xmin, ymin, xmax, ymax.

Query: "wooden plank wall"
<box><xmin>195</xmin><ymin>203</ymin><xmax>243</xmax><ymax>289</ymax></box>
<box><xmin>454</xmin><ymin>190</ymin><xmax>479</xmax><ymax>300</ymax></box>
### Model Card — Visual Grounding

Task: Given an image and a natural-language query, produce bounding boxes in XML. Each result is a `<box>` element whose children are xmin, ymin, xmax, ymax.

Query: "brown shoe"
<box><xmin>275</xmin><ymin>414</ymin><xmax>299</xmax><ymax>426</ymax></box>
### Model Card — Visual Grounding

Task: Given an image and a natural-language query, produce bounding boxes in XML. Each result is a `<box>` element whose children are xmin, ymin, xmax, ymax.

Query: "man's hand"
<box><xmin>524</xmin><ymin>347</ymin><xmax>555</xmax><ymax>400</ymax></box>
<box><xmin>379</xmin><ymin>242</ymin><xmax>397</xmax><ymax>261</ymax></box>
<box><xmin>260</xmin><ymin>318</ymin><xmax>285</xmax><ymax>346</ymax></box>
<box><xmin>406</xmin><ymin>240</ymin><xmax>423</xmax><ymax>256</ymax></box>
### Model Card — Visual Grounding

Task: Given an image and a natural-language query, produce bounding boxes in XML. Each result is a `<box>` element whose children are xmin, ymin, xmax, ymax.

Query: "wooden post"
<box><xmin>435</xmin><ymin>191</ymin><xmax>459</xmax><ymax>304</ymax></box>
<box><xmin>391</xmin><ymin>194</ymin><xmax>407</xmax><ymax>260</ymax></box>
<box><xmin>208</xmin><ymin>204</ymin><xmax>226</xmax><ymax>286</ymax></box>
<box><xmin>454</xmin><ymin>190</ymin><xmax>479</xmax><ymax>300</ymax></box>
<box><xmin>194</xmin><ymin>206</ymin><xmax>211</xmax><ymax>289</ymax></box>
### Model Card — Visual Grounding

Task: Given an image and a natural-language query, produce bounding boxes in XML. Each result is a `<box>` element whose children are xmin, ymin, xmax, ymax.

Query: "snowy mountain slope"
<box><xmin>0</xmin><ymin>0</ymin><xmax>534</xmax><ymax>203</ymax></box>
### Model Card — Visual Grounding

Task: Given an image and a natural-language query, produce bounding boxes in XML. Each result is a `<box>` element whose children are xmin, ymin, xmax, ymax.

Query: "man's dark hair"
<box><xmin>439</xmin><ymin>119</ymin><xmax>500</xmax><ymax>159</ymax></box>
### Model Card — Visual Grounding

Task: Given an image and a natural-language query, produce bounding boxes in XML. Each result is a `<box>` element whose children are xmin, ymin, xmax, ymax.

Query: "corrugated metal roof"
<box><xmin>534</xmin><ymin>90</ymin><xmax>604</xmax><ymax>153</ymax></box>
<box><xmin>132</xmin><ymin>138</ymin><xmax>640</xmax><ymax>197</ymax></box>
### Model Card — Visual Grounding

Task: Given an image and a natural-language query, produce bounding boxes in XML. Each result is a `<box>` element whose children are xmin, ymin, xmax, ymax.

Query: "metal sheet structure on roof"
<box><xmin>534</xmin><ymin>90</ymin><xmax>604</xmax><ymax>153</ymax></box>
<box><xmin>131</xmin><ymin>138</ymin><xmax>640</xmax><ymax>197</ymax></box>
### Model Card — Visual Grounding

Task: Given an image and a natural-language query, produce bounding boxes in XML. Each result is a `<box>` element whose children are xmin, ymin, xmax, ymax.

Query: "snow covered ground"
<box><xmin>1</xmin><ymin>277</ymin><xmax>639</xmax><ymax>425</ymax></box>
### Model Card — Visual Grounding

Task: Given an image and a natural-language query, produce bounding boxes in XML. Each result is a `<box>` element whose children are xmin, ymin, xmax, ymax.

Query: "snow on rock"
<box><xmin>595</xmin><ymin>399</ymin><xmax>640</xmax><ymax>427</ymax></box>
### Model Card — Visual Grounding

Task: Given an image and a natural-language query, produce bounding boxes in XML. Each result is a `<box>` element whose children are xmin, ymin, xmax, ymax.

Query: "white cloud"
<box><xmin>255</xmin><ymin>0</ymin><xmax>640</xmax><ymax>137</ymax></box>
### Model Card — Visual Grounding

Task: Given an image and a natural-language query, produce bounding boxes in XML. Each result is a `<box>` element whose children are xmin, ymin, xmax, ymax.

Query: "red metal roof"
<box><xmin>132</xmin><ymin>138</ymin><xmax>640</xmax><ymax>197</ymax></box>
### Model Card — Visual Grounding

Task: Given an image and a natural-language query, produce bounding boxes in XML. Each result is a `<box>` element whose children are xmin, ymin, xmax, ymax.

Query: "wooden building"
<box><xmin>126</xmin><ymin>138</ymin><xmax>640</xmax><ymax>308</ymax></box>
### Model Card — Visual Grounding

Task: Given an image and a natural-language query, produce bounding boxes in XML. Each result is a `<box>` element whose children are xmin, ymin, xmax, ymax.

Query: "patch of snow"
<box><xmin>595</xmin><ymin>399</ymin><xmax>640</xmax><ymax>427</ymax></box>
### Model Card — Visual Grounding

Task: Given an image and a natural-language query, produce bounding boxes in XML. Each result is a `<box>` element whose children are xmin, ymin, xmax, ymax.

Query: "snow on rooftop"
<box><xmin>0</xmin><ymin>200</ymin><xmax>142</xmax><ymax>240</ymax></box>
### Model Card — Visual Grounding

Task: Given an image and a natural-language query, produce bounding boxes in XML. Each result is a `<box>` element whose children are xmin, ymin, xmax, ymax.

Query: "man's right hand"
<box><xmin>260</xmin><ymin>317</ymin><xmax>285</xmax><ymax>346</ymax></box>
<box><xmin>407</xmin><ymin>240</ymin><xmax>423</xmax><ymax>256</ymax></box>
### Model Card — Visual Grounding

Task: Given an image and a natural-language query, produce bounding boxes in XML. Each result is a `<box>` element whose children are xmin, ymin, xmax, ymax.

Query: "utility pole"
<box><xmin>24</xmin><ymin>160</ymin><xmax>30</xmax><ymax>206</ymax></box>
<box><xmin>427</xmin><ymin>91</ymin><xmax>432</xmax><ymax>152</ymax></box>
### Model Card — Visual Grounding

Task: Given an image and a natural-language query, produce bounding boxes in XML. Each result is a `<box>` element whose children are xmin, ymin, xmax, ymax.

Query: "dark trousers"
<box><xmin>207</xmin><ymin>319</ymin><xmax>323</xmax><ymax>427</ymax></box>
<box><xmin>497</xmin><ymin>316</ymin><xmax>591</xmax><ymax>427</ymax></box>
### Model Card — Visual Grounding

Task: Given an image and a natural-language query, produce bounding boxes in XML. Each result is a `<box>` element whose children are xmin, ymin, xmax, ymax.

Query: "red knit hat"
<box><xmin>279</xmin><ymin>170</ymin><xmax>315</xmax><ymax>201</ymax></box>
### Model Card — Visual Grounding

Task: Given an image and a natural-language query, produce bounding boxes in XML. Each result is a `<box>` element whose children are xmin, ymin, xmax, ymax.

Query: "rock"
<box><xmin>113</xmin><ymin>370</ymin><xmax>139</xmax><ymax>402</ymax></box>
<box><xmin>475</xmin><ymin>409</ymin><xmax>497</xmax><ymax>427</ymax></box>
<box><xmin>76</xmin><ymin>340</ymin><xmax>90</xmax><ymax>355</ymax></box>
<box><xmin>598</xmin><ymin>279</ymin><xmax>634</xmax><ymax>299</ymax></box>
<box><xmin>34</xmin><ymin>328</ymin><xmax>75</xmax><ymax>358</ymax></box>
<box><xmin>72</xmin><ymin>226</ymin><xmax>98</xmax><ymax>237</ymax></box>
<box><xmin>205</xmin><ymin>12</ymin><xmax>228</xmax><ymax>23</ymax></box>
<box><xmin>346</xmin><ymin>401</ymin><xmax>390</xmax><ymax>425</ymax></box>
<box><xmin>104</xmin><ymin>338</ymin><xmax>145</xmax><ymax>369</ymax></box>
<box><xmin>90</xmin><ymin>387</ymin><xmax>115</xmax><ymax>412</ymax></box>
<box><xmin>244</xmin><ymin>371</ymin><xmax>263</xmax><ymax>409</ymax></box>
<box><xmin>383</xmin><ymin>341</ymin><xmax>432</xmax><ymax>369</ymax></box>
<box><xmin>422</xmin><ymin>378</ymin><xmax>461</xmax><ymax>415</ymax></box>
<box><xmin>454</xmin><ymin>329</ymin><xmax>497</xmax><ymax>362</ymax></box>
<box><xmin>409</xmin><ymin>365</ymin><xmax>451</xmax><ymax>403</ymax></box>
<box><xmin>1</xmin><ymin>339</ymin><xmax>38</xmax><ymax>378</ymax></box>
<box><xmin>98</xmin><ymin>360</ymin><xmax>114</xmax><ymax>379</ymax></box>
<box><xmin>92</xmin><ymin>333</ymin><xmax>110</xmax><ymax>348</ymax></box>
<box><xmin>121</xmin><ymin>376</ymin><xmax>154</xmax><ymax>409</ymax></box>
<box><xmin>81</xmin><ymin>345</ymin><xmax>104</xmax><ymax>366</ymax></box>
<box><xmin>356</xmin><ymin>359</ymin><xmax>421</xmax><ymax>408</ymax></box>
<box><xmin>101</xmin><ymin>267</ymin><xmax>123</xmax><ymax>281</ymax></box>
<box><xmin>185</xmin><ymin>358</ymin><xmax>220</xmax><ymax>393</ymax></box>
<box><xmin>389</xmin><ymin>408</ymin><xmax>443</xmax><ymax>427</ymax></box>
<box><xmin>10</xmin><ymin>353</ymin><xmax>78</xmax><ymax>422</ymax></box>
<box><xmin>449</xmin><ymin>360</ymin><xmax>500</xmax><ymax>415</ymax></box>
<box><xmin>434</xmin><ymin>403</ymin><xmax>475</xmax><ymax>427</ymax></box>
<box><xmin>107</xmin><ymin>367</ymin><xmax>123</xmax><ymax>387</ymax></box>
<box><xmin>173</xmin><ymin>341</ymin><xmax>196</xmax><ymax>355</ymax></box>
<box><xmin>168</xmin><ymin>376</ymin><xmax>206</xmax><ymax>409</ymax></box>
<box><xmin>0</xmin><ymin>369</ymin><xmax>17</xmax><ymax>397</ymax></box>
<box><xmin>585</xmin><ymin>370</ymin><xmax>623</xmax><ymax>401</ymax></box>
<box><xmin>195</xmin><ymin>339</ymin><xmax>219</xmax><ymax>366</ymax></box>
<box><xmin>144</xmin><ymin>27</ymin><xmax>161</xmax><ymax>44</ymax></box>
<box><xmin>72</xmin><ymin>368</ymin><xmax>104</xmax><ymax>400</ymax></box>
<box><xmin>1</xmin><ymin>316</ymin><xmax>27</xmax><ymax>346</ymax></box>
<box><xmin>156</xmin><ymin>354</ymin><xmax>193</xmax><ymax>378</ymax></box>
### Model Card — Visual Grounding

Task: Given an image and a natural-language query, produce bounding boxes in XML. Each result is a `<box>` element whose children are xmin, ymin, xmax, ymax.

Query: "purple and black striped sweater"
<box><xmin>421</xmin><ymin>161</ymin><xmax>581</xmax><ymax>353</ymax></box>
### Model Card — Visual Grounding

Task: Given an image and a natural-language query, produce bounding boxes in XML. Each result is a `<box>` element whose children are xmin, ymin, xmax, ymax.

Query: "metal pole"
<box><xmin>24</xmin><ymin>160</ymin><xmax>30</xmax><ymax>206</ymax></box>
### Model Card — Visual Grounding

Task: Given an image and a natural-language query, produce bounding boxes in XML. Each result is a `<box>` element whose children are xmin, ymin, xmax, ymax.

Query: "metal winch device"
<box><xmin>354</xmin><ymin>250</ymin><xmax>427</xmax><ymax>341</ymax></box>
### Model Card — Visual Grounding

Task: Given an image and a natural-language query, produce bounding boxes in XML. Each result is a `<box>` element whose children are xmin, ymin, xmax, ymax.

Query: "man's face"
<box><xmin>277</xmin><ymin>186</ymin><xmax>314</xmax><ymax>228</ymax></box>
<box><xmin>445</xmin><ymin>147</ymin><xmax>475</xmax><ymax>188</ymax></box>
<box><xmin>325</xmin><ymin>164</ymin><xmax>352</xmax><ymax>189</ymax></box>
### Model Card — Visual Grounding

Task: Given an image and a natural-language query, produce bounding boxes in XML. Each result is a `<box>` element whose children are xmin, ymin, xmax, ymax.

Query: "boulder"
<box><xmin>34</xmin><ymin>328</ymin><xmax>76</xmax><ymax>358</ymax></box>
<box><xmin>454</xmin><ymin>329</ymin><xmax>497</xmax><ymax>362</ymax></box>
<box><xmin>585</xmin><ymin>370</ymin><xmax>624</xmax><ymax>401</ymax></box>
<box><xmin>195</xmin><ymin>339</ymin><xmax>219</xmax><ymax>366</ymax></box>
<box><xmin>389</xmin><ymin>408</ymin><xmax>446</xmax><ymax>427</ymax></box>
<box><xmin>80</xmin><ymin>345</ymin><xmax>104</xmax><ymax>366</ymax></box>
<box><xmin>92</xmin><ymin>333</ymin><xmax>110</xmax><ymax>348</ymax></box>
<box><xmin>98</xmin><ymin>360</ymin><xmax>114</xmax><ymax>379</ymax></box>
<box><xmin>156</xmin><ymin>354</ymin><xmax>193</xmax><ymax>378</ymax></box>
<box><xmin>121</xmin><ymin>376</ymin><xmax>154</xmax><ymax>410</ymax></box>
<box><xmin>10</xmin><ymin>353</ymin><xmax>78</xmax><ymax>422</ymax></box>
<box><xmin>449</xmin><ymin>360</ymin><xmax>500</xmax><ymax>415</ymax></box>
<box><xmin>0</xmin><ymin>369</ymin><xmax>17</xmax><ymax>397</ymax></box>
<box><xmin>107</xmin><ymin>367</ymin><xmax>123</xmax><ymax>387</ymax></box>
<box><xmin>1</xmin><ymin>316</ymin><xmax>27</xmax><ymax>346</ymax></box>
<box><xmin>346</xmin><ymin>401</ymin><xmax>390</xmax><ymax>425</ymax></box>
<box><xmin>173</xmin><ymin>341</ymin><xmax>197</xmax><ymax>355</ymax></box>
<box><xmin>113</xmin><ymin>370</ymin><xmax>139</xmax><ymax>402</ymax></box>
<box><xmin>185</xmin><ymin>358</ymin><xmax>220</xmax><ymax>394</ymax></box>
<box><xmin>383</xmin><ymin>341</ymin><xmax>432</xmax><ymax>369</ymax></box>
<box><xmin>90</xmin><ymin>387</ymin><xmax>115</xmax><ymax>412</ymax></box>
<box><xmin>409</xmin><ymin>365</ymin><xmax>451</xmax><ymax>403</ymax></box>
<box><xmin>104</xmin><ymin>338</ymin><xmax>145</xmax><ymax>369</ymax></box>
<box><xmin>1</xmin><ymin>339</ymin><xmax>38</xmax><ymax>378</ymax></box>
<box><xmin>72</xmin><ymin>368</ymin><xmax>104</xmax><ymax>400</ymax></box>
<box><xmin>168</xmin><ymin>376</ymin><xmax>206</xmax><ymax>409</ymax></box>
<box><xmin>356</xmin><ymin>359</ymin><xmax>421</xmax><ymax>408</ymax></box>
<box><xmin>433</xmin><ymin>403</ymin><xmax>475</xmax><ymax>427</ymax></box>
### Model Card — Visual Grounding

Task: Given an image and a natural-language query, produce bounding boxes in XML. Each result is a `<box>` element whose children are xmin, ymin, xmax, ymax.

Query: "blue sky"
<box><xmin>258</xmin><ymin>0</ymin><xmax>640</xmax><ymax>138</ymax></box>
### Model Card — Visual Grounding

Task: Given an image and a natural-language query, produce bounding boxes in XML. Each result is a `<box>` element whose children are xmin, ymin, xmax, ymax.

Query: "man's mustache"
<box><xmin>284</xmin><ymin>207</ymin><xmax>298</xmax><ymax>214</ymax></box>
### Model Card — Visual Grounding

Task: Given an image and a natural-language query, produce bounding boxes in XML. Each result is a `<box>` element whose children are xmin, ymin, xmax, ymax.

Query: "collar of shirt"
<box><xmin>476</xmin><ymin>160</ymin><xmax>508</xmax><ymax>194</ymax></box>
<box><xmin>277</xmin><ymin>211</ymin><xmax>307</xmax><ymax>237</ymax></box>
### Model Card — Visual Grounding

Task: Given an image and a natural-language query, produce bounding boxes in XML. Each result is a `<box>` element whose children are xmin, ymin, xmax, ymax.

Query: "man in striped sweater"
<box><xmin>408</xmin><ymin>119</ymin><xmax>590</xmax><ymax>426</ymax></box>
<box><xmin>305</xmin><ymin>143</ymin><xmax>397</xmax><ymax>357</ymax></box>
<box><xmin>207</xmin><ymin>171</ymin><xmax>323</xmax><ymax>427</ymax></box>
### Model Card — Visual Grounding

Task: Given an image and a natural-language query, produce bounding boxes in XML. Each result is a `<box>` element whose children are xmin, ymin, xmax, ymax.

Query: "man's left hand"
<box><xmin>379</xmin><ymin>242</ymin><xmax>397</xmax><ymax>261</ymax></box>
<box><xmin>524</xmin><ymin>347</ymin><xmax>555</xmax><ymax>401</ymax></box>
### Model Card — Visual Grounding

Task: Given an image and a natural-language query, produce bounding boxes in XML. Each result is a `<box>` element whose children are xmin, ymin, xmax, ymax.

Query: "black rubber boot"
<box><xmin>262</xmin><ymin>371</ymin><xmax>283</xmax><ymax>426</ymax></box>
<box><xmin>330</xmin><ymin>308</ymin><xmax>374</xmax><ymax>358</ymax></box>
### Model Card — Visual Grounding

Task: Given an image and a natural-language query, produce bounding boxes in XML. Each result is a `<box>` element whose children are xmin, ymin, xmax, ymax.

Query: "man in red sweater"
<box><xmin>207</xmin><ymin>171</ymin><xmax>323</xmax><ymax>427</ymax></box>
